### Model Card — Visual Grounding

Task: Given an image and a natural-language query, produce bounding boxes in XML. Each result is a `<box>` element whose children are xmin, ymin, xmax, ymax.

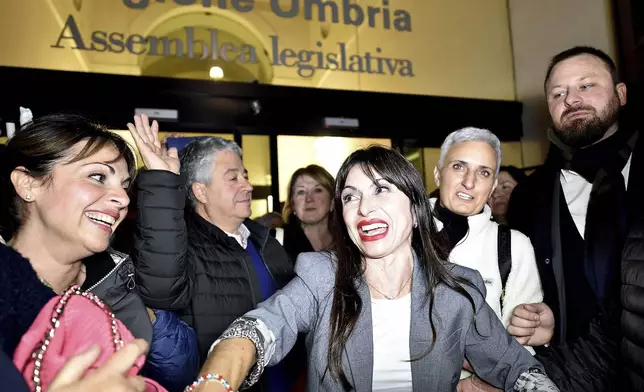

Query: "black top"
<box><xmin>433</xmin><ymin>201</ymin><xmax>470</xmax><ymax>252</ymax></box>
<box><xmin>281</xmin><ymin>214</ymin><xmax>314</xmax><ymax>263</ymax></box>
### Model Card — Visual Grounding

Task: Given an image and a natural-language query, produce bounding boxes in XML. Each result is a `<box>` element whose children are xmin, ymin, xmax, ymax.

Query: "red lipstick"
<box><xmin>357</xmin><ymin>219</ymin><xmax>389</xmax><ymax>242</ymax></box>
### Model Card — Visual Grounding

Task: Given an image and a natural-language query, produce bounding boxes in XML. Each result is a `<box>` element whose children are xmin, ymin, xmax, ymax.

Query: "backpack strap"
<box><xmin>497</xmin><ymin>224</ymin><xmax>512</xmax><ymax>312</ymax></box>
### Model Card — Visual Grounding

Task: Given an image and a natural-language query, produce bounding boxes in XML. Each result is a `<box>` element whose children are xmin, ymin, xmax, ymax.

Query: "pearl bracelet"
<box><xmin>184</xmin><ymin>373</ymin><xmax>234</xmax><ymax>392</ymax></box>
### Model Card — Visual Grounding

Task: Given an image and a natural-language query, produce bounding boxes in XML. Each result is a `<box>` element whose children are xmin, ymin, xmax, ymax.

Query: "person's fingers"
<box><xmin>49</xmin><ymin>345</ymin><xmax>101</xmax><ymax>388</ymax></box>
<box><xmin>168</xmin><ymin>147</ymin><xmax>179</xmax><ymax>160</ymax></box>
<box><xmin>127</xmin><ymin>376</ymin><xmax>147</xmax><ymax>392</ymax></box>
<box><xmin>140</xmin><ymin>114</ymin><xmax>155</xmax><ymax>146</ymax></box>
<box><xmin>525</xmin><ymin>303</ymin><xmax>552</xmax><ymax>317</ymax></box>
<box><xmin>141</xmin><ymin>114</ymin><xmax>153</xmax><ymax>146</ymax></box>
<box><xmin>470</xmin><ymin>374</ymin><xmax>502</xmax><ymax>391</ymax></box>
<box><xmin>99</xmin><ymin>339</ymin><xmax>148</xmax><ymax>375</ymax></box>
<box><xmin>126</xmin><ymin>123</ymin><xmax>149</xmax><ymax>151</ymax></box>
<box><xmin>151</xmin><ymin>120</ymin><xmax>161</xmax><ymax>150</ymax></box>
<box><xmin>514</xmin><ymin>336</ymin><xmax>531</xmax><ymax>345</ymax></box>
<box><xmin>507</xmin><ymin>324</ymin><xmax>536</xmax><ymax>338</ymax></box>
<box><xmin>133</xmin><ymin>115</ymin><xmax>150</xmax><ymax>145</ymax></box>
<box><xmin>522</xmin><ymin>303</ymin><xmax>543</xmax><ymax>313</ymax></box>
<box><xmin>509</xmin><ymin>315</ymin><xmax>540</xmax><ymax>329</ymax></box>
<box><xmin>512</xmin><ymin>305</ymin><xmax>540</xmax><ymax>321</ymax></box>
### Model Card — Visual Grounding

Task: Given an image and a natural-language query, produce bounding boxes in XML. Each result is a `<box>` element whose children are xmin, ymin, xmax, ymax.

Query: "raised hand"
<box><xmin>127</xmin><ymin>114</ymin><xmax>180</xmax><ymax>174</ymax></box>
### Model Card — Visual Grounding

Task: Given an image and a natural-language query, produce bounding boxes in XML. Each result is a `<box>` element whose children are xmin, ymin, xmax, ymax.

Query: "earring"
<box><xmin>25</xmin><ymin>194</ymin><xmax>32</xmax><ymax>201</ymax></box>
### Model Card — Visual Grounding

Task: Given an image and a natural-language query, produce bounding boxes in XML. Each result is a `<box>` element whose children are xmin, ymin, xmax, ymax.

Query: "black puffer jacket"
<box><xmin>133</xmin><ymin>170</ymin><xmax>296</xmax><ymax>365</ymax></box>
<box><xmin>622</xmin><ymin>217</ymin><xmax>644</xmax><ymax>391</ymax></box>
<box><xmin>82</xmin><ymin>249</ymin><xmax>153</xmax><ymax>344</ymax></box>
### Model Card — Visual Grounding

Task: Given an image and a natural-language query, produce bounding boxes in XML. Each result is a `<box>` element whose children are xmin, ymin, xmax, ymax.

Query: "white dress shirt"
<box><xmin>560</xmin><ymin>154</ymin><xmax>632</xmax><ymax>238</ymax></box>
<box><xmin>225</xmin><ymin>223</ymin><xmax>251</xmax><ymax>249</ymax></box>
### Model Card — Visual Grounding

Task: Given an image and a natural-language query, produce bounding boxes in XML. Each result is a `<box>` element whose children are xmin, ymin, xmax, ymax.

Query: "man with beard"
<box><xmin>506</xmin><ymin>46</ymin><xmax>644</xmax><ymax>391</ymax></box>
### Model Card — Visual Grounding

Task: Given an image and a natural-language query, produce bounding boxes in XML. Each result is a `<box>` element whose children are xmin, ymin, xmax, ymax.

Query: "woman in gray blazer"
<box><xmin>189</xmin><ymin>146</ymin><xmax>558</xmax><ymax>392</ymax></box>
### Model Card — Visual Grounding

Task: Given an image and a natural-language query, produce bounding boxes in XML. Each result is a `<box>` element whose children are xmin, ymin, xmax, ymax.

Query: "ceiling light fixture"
<box><xmin>209</xmin><ymin>66</ymin><xmax>224</xmax><ymax>79</ymax></box>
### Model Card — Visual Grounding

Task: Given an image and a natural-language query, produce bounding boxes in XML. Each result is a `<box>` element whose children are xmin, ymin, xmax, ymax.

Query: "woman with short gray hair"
<box><xmin>432</xmin><ymin>127</ymin><xmax>545</xmax><ymax>390</ymax></box>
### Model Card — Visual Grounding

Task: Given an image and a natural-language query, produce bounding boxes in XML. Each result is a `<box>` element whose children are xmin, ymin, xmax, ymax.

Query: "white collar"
<box><xmin>560</xmin><ymin>169</ymin><xmax>583</xmax><ymax>183</ymax></box>
<box><xmin>225</xmin><ymin>223</ymin><xmax>251</xmax><ymax>249</ymax></box>
<box><xmin>465</xmin><ymin>203</ymin><xmax>494</xmax><ymax>236</ymax></box>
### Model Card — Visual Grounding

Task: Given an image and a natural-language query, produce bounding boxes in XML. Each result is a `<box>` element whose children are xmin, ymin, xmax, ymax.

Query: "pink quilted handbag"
<box><xmin>13</xmin><ymin>285</ymin><xmax>167</xmax><ymax>391</ymax></box>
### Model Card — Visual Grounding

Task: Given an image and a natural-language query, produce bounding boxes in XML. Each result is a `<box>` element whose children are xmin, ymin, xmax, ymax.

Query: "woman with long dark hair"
<box><xmin>189</xmin><ymin>146</ymin><xmax>558</xmax><ymax>392</ymax></box>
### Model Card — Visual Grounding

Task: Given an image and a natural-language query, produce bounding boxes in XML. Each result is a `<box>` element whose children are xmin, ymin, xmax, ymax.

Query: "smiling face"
<box><xmin>546</xmin><ymin>54</ymin><xmax>626</xmax><ymax>148</ymax></box>
<box><xmin>292</xmin><ymin>174</ymin><xmax>332</xmax><ymax>225</ymax></box>
<box><xmin>434</xmin><ymin>140</ymin><xmax>498</xmax><ymax>217</ymax></box>
<box><xmin>340</xmin><ymin>166</ymin><xmax>414</xmax><ymax>260</ymax></box>
<box><xmin>193</xmin><ymin>150</ymin><xmax>253</xmax><ymax>233</ymax></box>
<box><xmin>17</xmin><ymin>141</ymin><xmax>131</xmax><ymax>256</ymax></box>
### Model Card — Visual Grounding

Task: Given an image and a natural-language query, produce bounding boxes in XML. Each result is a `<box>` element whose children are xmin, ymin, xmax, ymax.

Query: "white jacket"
<box><xmin>430</xmin><ymin>199</ymin><xmax>543</xmax><ymax>331</ymax></box>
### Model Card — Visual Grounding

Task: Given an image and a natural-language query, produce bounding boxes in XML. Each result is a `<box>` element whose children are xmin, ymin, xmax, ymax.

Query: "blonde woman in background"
<box><xmin>279</xmin><ymin>165</ymin><xmax>335</xmax><ymax>261</ymax></box>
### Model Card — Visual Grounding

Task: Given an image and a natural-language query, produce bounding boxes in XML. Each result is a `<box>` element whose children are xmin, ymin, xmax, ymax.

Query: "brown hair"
<box><xmin>282</xmin><ymin>164</ymin><xmax>335</xmax><ymax>220</ymax></box>
<box><xmin>0</xmin><ymin>113</ymin><xmax>136</xmax><ymax>240</ymax></box>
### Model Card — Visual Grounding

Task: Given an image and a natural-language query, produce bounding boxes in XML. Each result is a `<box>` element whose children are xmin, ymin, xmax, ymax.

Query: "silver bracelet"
<box><xmin>513</xmin><ymin>367</ymin><xmax>560</xmax><ymax>391</ymax></box>
<box><xmin>184</xmin><ymin>373</ymin><xmax>234</xmax><ymax>392</ymax></box>
<box><xmin>218</xmin><ymin>317</ymin><xmax>266</xmax><ymax>389</ymax></box>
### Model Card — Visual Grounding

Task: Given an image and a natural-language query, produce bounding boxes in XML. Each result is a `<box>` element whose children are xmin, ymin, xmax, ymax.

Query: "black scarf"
<box><xmin>433</xmin><ymin>201</ymin><xmax>470</xmax><ymax>252</ymax></box>
<box><xmin>547</xmin><ymin>126</ymin><xmax>638</xmax><ymax>304</ymax></box>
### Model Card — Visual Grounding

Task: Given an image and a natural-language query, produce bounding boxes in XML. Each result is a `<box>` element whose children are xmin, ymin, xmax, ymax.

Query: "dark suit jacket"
<box><xmin>507</xmin><ymin>134</ymin><xmax>644</xmax><ymax>391</ymax></box>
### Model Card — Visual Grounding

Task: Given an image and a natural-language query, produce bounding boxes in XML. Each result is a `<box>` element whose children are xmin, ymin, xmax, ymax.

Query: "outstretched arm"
<box><xmin>191</xmin><ymin>252</ymin><xmax>332</xmax><ymax>391</ymax></box>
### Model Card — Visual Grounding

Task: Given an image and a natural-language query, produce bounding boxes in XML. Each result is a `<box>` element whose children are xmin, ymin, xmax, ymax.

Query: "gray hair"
<box><xmin>437</xmin><ymin>127</ymin><xmax>502</xmax><ymax>177</ymax></box>
<box><xmin>179</xmin><ymin>137</ymin><xmax>243</xmax><ymax>207</ymax></box>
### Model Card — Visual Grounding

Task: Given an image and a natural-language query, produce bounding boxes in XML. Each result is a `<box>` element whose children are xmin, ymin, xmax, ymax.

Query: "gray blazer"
<box><xmin>245</xmin><ymin>251</ymin><xmax>547</xmax><ymax>391</ymax></box>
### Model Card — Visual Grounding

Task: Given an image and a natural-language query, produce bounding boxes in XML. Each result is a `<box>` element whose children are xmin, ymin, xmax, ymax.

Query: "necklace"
<box><xmin>38</xmin><ymin>275</ymin><xmax>54</xmax><ymax>290</ymax></box>
<box><xmin>37</xmin><ymin>264</ymin><xmax>86</xmax><ymax>294</ymax></box>
<box><xmin>367</xmin><ymin>273</ymin><xmax>413</xmax><ymax>300</ymax></box>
